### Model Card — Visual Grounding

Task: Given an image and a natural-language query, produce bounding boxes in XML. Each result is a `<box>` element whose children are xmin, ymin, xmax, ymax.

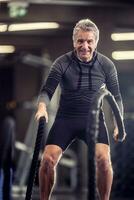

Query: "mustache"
<box><xmin>79</xmin><ymin>47</ymin><xmax>92</xmax><ymax>52</ymax></box>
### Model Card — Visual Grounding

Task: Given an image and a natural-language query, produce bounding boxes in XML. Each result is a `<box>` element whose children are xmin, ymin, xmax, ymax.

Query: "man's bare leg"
<box><xmin>39</xmin><ymin>145</ymin><xmax>62</xmax><ymax>200</ymax></box>
<box><xmin>96</xmin><ymin>143</ymin><xmax>113</xmax><ymax>200</ymax></box>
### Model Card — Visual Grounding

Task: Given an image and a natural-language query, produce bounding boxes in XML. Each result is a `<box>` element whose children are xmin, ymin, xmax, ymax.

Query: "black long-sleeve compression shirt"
<box><xmin>39</xmin><ymin>51</ymin><xmax>123</xmax><ymax>118</ymax></box>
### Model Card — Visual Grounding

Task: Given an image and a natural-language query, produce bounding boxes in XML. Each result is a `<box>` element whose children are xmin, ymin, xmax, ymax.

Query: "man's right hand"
<box><xmin>35</xmin><ymin>102</ymin><xmax>48</xmax><ymax>123</ymax></box>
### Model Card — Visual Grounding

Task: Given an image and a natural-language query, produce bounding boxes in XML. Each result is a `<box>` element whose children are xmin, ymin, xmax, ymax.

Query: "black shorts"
<box><xmin>46</xmin><ymin>111</ymin><xmax>109</xmax><ymax>151</ymax></box>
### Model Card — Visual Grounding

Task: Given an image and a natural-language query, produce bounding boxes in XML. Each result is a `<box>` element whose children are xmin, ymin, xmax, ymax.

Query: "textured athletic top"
<box><xmin>39</xmin><ymin>51</ymin><xmax>123</xmax><ymax>118</ymax></box>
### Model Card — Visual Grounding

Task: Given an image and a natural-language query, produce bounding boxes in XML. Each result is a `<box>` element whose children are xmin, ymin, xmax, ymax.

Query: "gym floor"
<box><xmin>12</xmin><ymin>186</ymin><xmax>133</xmax><ymax>200</ymax></box>
<box><xmin>12</xmin><ymin>194</ymin><xmax>133</xmax><ymax>200</ymax></box>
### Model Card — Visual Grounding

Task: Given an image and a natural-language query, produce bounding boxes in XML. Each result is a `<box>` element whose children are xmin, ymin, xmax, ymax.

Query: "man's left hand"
<box><xmin>113</xmin><ymin>127</ymin><xmax>127</xmax><ymax>142</ymax></box>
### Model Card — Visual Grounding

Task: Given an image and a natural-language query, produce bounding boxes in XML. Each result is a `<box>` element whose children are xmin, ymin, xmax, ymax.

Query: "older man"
<box><xmin>35</xmin><ymin>18</ymin><xmax>124</xmax><ymax>200</ymax></box>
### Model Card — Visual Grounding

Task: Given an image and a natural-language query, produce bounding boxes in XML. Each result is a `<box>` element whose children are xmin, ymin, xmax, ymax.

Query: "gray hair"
<box><xmin>73</xmin><ymin>19</ymin><xmax>99</xmax><ymax>44</ymax></box>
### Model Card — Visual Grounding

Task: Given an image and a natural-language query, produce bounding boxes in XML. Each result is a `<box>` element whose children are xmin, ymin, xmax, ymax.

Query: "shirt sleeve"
<box><xmin>104</xmin><ymin>57</ymin><xmax>124</xmax><ymax>118</ymax></box>
<box><xmin>38</xmin><ymin>58</ymin><xmax>63</xmax><ymax>106</ymax></box>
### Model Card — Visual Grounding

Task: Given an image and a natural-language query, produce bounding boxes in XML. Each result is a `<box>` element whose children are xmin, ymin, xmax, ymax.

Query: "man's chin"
<box><xmin>81</xmin><ymin>55</ymin><xmax>92</xmax><ymax>62</ymax></box>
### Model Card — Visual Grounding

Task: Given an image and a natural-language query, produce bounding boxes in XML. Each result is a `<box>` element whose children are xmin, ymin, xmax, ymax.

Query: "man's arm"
<box><xmin>35</xmin><ymin>58</ymin><xmax>63</xmax><ymax>122</ymax></box>
<box><xmin>104</xmin><ymin>57</ymin><xmax>126</xmax><ymax>141</ymax></box>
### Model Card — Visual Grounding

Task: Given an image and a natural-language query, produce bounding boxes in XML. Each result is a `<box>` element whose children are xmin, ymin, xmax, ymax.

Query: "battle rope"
<box><xmin>87</xmin><ymin>87</ymin><xmax>126</xmax><ymax>200</ymax></box>
<box><xmin>25</xmin><ymin>116</ymin><xmax>46</xmax><ymax>200</ymax></box>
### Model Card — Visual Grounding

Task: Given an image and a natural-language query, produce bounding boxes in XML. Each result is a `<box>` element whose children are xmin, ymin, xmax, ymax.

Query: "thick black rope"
<box><xmin>25</xmin><ymin>116</ymin><xmax>46</xmax><ymax>200</ymax></box>
<box><xmin>87</xmin><ymin>87</ymin><xmax>125</xmax><ymax>200</ymax></box>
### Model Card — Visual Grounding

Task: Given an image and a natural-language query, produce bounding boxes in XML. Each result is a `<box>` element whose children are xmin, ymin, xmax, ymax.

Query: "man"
<box><xmin>35</xmin><ymin>19</ymin><xmax>125</xmax><ymax>200</ymax></box>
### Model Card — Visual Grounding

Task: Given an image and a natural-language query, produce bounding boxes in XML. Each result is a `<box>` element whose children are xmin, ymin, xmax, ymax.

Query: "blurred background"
<box><xmin>0</xmin><ymin>0</ymin><xmax>134</xmax><ymax>199</ymax></box>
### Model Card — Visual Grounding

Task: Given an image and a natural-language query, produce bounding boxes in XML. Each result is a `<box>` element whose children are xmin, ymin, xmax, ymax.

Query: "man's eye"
<box><xmin>78</xmin><ymin>40</ymin><xmax>83</xmax><ymax>43</ymax></box>
<box><xmin>88</xmin><ymin>40</ymin><xmax>93</xmax><ymax>44</ymax></box>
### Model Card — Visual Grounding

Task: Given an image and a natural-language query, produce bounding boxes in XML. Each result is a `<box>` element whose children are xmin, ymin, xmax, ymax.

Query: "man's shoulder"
<box><xmin>52</xmin><ymin>51</ymin><xmax>73</xmax><ymax>73</ymax></box>
<box><xmin>55</xmin><ymin>51</ymin><xmax>73</xmax><ymax>64</ymax></box>
<box><xmin>97</xmin><ymin>51</ymin><xmax>116</xmax><ymax>74</ymax></box>
<box><xmin>97</xmin><ymin>52</ymin><xmax>113</xmax><ymax>65</ymax></box>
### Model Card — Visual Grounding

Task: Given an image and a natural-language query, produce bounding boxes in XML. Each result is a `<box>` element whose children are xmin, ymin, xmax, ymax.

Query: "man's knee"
<box><xmin>40</xmin><ymin>154</ymin><xmax>56</xmax><ymax>173</ymax></box>
<box><xmin>96</xmin><ymin>144</ymin><xmax>113</xmax><ymax>172</ymax></box>
<box><xmin>96</xmin><ymin>155</ymin><xmax>113</xmax><ymax>173</ymax></box>
<box><xmin>40</xmin><ymin>145</ymin><xmax>62</xmax><ymax>175</ymax></box>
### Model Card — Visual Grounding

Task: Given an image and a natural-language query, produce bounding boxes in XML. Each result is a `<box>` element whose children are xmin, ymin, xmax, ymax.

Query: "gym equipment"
<box><xmin>87</xmin><ymin>87</ymin><xmax>125</xmax><ymax>200</ymax></box>
<box><xmin>25</xmin><ymin>117</ymin><xmax>46</xmax><ymax>200</ymax></box>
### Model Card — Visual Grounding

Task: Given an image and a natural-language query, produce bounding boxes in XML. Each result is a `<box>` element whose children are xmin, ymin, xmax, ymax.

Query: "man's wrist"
<box><xmin>38</xmin><ymin>102</ymin><xmax>47</xmax><ymax>110</ymax></box>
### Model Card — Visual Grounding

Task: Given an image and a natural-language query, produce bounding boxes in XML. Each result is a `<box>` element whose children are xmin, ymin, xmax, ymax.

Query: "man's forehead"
<box><xmin>76</xmin><ymin>30</ymin><xmax>95</xmax><ymax>38</ymax></box>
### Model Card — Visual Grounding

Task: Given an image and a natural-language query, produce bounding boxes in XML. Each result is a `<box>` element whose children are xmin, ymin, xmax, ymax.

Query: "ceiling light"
<box><xmin>8</xmin><ymin>1</ymin><xmax>28</xmax><ymax>18</ymax></box>
<box><xmin>0</xmin><ymin>24</ymin><xmax>8</xmax><ymax>32</ymax></box>
<box><xmin>8</xmin><ymin>22</ymin><xmax>60</xmax><ymax>31</ymax></box>
<box><xmin>111</xmin><ymin>33</ymin><xmax>134</xmax><ymax>41</ymax></box>
<box><xmin>0</xmin><ymin>45</ymin><xmax>15</xmax><ymax>54</ymax></box>
<box><xmin>112</xmin><ymin>51</ymin><xmax>134</xmax><ymax>60</ymax></box>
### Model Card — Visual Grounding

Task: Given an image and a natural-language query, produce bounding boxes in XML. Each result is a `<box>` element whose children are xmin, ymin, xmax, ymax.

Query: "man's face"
<box><xmin>73</xmin><ymin>30</ymin><xmax>97</xmax><ymax>62</ymax></box>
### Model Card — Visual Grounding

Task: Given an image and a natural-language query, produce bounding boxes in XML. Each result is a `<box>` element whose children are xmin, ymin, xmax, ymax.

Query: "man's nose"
<box><xmin>82</xmin><ymin>41</ymin><xmax>89</xmax><ymax>49</ymax></box>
